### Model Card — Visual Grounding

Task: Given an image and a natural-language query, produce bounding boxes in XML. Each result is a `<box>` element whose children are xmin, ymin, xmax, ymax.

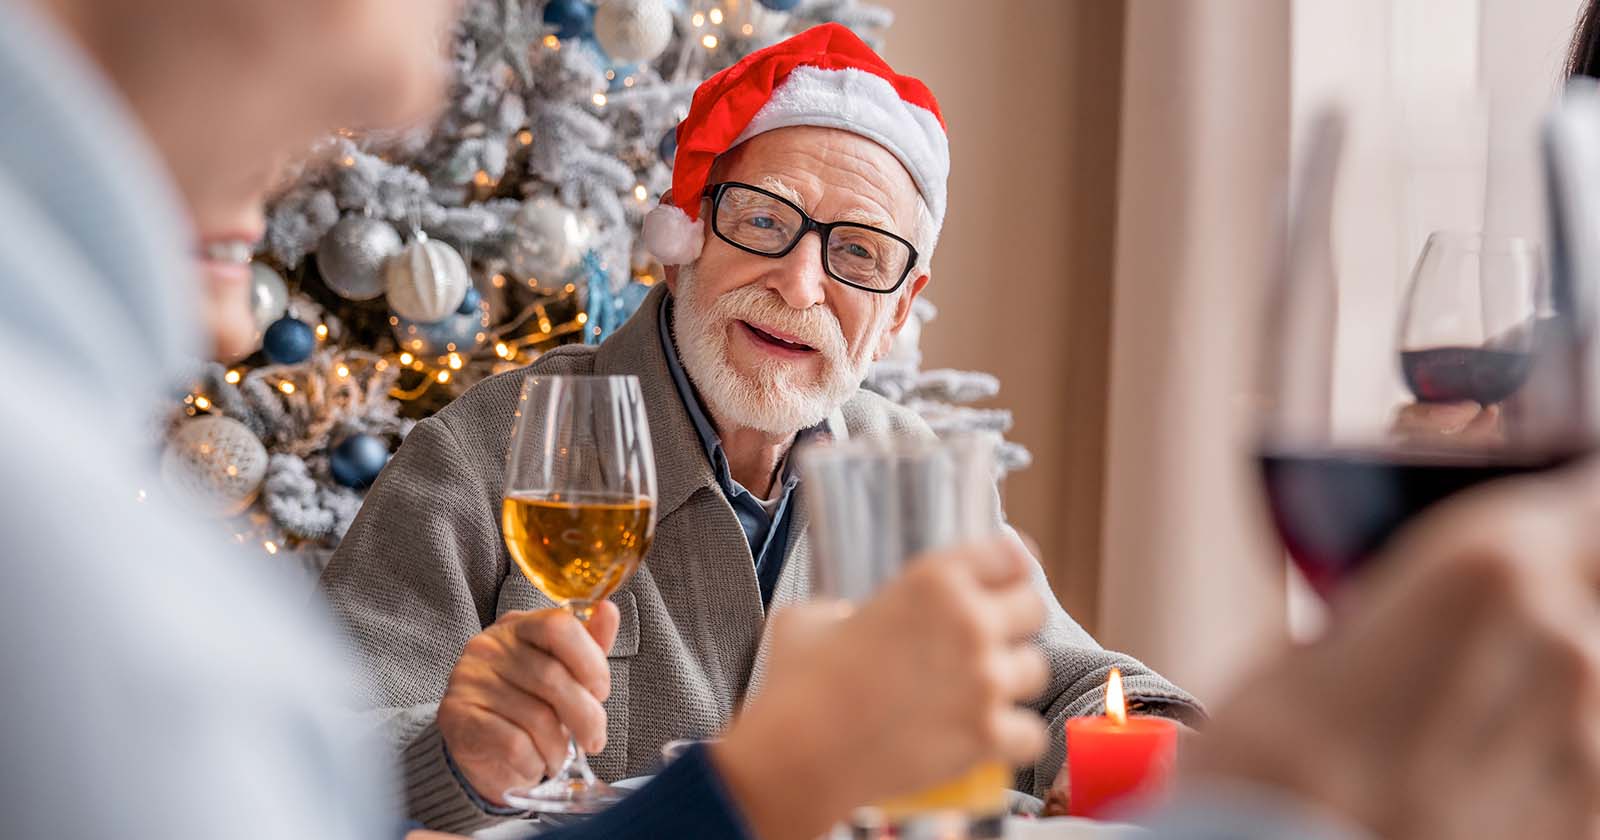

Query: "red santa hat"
<box><xmin>641</xmin><ymin>23</ymin><xmax>948</xmax><ymax>266</ymax></box>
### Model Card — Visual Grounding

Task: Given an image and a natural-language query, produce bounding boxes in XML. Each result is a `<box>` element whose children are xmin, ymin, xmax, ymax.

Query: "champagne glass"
<box><xmin>1398</xmin><ymin>232</ymin><xmax>1540</xmax><ymax>407</ymax></box>
<box><xmin>500</xmin><ymin>374</ymin><xmax>657</xmax><ymax>814</ymax></box>
<box><xmin>799</xmin><ymin>434</ymin><xmax>1009</xmax><ymax>839</ymax></box>
<box><xmin>1256</xmin><ymin>110</ymin><xmax>1592</xmax><ymax>603</ymax></box>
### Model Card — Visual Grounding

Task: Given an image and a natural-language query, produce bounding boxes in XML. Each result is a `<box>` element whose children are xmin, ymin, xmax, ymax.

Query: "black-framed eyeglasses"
<box><xmin>704</xmin><ymin>181</ymin><xmax>919</xmax><ymax>294</ymax></box>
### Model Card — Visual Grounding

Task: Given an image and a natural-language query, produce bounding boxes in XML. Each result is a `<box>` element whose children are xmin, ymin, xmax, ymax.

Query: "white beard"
<box><xmin>671</xmin><ymin>265</ymin><xmax>888</xmax><ymax>436</ymax></box>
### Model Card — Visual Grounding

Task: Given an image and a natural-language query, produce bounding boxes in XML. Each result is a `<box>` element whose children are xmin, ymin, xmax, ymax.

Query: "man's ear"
<box><xmin>873</xmin><ymin>272</ymin><xmax>931</xmax><ymax>361</ymax></box>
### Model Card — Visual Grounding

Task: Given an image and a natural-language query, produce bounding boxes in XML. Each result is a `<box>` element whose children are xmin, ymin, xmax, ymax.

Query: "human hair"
<box><xmin>1568</xmin><ymin>0</ymin><xmax>1600</xmax><ymax>79</ymax></box>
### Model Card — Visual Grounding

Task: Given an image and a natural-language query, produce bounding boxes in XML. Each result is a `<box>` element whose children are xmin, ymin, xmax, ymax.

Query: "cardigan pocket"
<box><xmin>592</xmin><ymin>589</ymin><xmax>638</xmax><ymax>780</ymax></box>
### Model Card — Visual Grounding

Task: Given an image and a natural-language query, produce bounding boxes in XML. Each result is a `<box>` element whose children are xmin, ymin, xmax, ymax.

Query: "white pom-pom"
<box><xmin>641</xmin><ymin>204</ymin><xmax>704</xmax><ymax>265</ymax></box>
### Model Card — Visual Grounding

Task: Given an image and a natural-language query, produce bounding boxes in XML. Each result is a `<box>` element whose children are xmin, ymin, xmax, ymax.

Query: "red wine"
<box><xmin>1258</xmin><ymin>448</ymin><xmax>1583</xmax><ymax>598</ymax></box>
<box><xmin>1401</xmin><ymin>347</ymin><xmax>1532</xmax><ymax>405</ymax></box>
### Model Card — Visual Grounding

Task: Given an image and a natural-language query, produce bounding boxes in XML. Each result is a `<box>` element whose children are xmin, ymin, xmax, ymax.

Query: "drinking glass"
<box><xmin>799</xmin><ymin>434</ymin><xmax>1008</xmax><ymax>838</ymax></box>
<box><xmin>1256</xmin><ymin>110</ymin><xmax>1591</xmax><ymax>602</ymax></box>
<box><xmin>500</xmin><ymin>374</ymin><xmax>657</xmax><ymax>814</ymax></box>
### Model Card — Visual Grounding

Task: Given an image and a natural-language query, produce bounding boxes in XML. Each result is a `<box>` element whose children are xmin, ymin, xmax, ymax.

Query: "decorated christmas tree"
<box><xmin>159</xmin><ymin>0</ymin><xmax>1029</xmax><ymax>574</ymax></box>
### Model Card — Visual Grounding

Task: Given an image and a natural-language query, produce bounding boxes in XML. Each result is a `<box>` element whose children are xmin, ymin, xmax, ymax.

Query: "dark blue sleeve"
<box><xmin>536</xmin><ymin>743</ymin><xmax>756</xmax><ymax>840</ymax></box>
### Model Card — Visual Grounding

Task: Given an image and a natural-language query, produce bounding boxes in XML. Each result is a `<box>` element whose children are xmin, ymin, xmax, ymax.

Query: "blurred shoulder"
<box><xmin>840</xmin><ymin>387</ymin><xmax>934</xmax><ymax>442</ymax></box>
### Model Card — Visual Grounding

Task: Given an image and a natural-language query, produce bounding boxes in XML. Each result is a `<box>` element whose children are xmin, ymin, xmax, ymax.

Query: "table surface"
<box><xmin>473</xmin><ymin>816</ymin><xmax>1145</xmax><ymax>839</ymax></box>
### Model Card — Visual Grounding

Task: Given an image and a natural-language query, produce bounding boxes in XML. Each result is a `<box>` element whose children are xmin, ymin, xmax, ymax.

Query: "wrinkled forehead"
<box><xmin>709</xmin><ymin>126</ymin><xmax>920</xmax><ymax>231</ymax></box>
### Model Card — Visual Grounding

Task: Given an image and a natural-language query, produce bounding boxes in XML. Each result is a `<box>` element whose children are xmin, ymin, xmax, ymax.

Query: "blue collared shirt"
<box><xmin>658</xmin><ymin>297</ymin><xmax>822</xmax><ymax>607</ymax></box>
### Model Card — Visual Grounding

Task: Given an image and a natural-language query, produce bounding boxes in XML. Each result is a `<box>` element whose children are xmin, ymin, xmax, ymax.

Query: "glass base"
<box><xmin>504</xmin><ymin>776</ymin><xmax>629</xmax><ymax>815</ymax></box>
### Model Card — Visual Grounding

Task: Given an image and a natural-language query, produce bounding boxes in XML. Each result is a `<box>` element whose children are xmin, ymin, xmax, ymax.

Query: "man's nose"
<box><xmin>762</xmin><ymin>231</ymin><xmax>829</xmax><ymax>310</ymax></box>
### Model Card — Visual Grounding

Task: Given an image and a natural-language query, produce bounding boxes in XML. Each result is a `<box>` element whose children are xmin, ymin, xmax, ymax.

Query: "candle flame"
<box><xmin>1106</xmin><ymin>668</ymin><xmax>1127</xmax><ymax>725</ymax></box>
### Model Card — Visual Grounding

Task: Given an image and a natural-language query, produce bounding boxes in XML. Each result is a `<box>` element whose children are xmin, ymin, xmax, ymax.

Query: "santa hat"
<box><xmin>642</xmin><ymin>23</ymin><xmax>948</xmax><ymax>265</ymax></box>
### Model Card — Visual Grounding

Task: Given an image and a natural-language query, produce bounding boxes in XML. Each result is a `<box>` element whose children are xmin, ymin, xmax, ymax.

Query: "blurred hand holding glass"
<box><xmin>1256</xmin><ymin>106</ymin><xmax>1594</xmax><ymax>602</ymax></box>
<box><xmin>799</xmin><ymin>434</ymin><xmax>1008</xmax><ymax>836</ymax></box>
<box><xmin>500</xmin><ymin>374</ymin><xmax>657</xmax><ymax>814</ymax></box>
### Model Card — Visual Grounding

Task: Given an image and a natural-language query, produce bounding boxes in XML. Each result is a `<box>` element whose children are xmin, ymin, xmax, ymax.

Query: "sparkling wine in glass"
<box><xmin>500</xmin><ymin>374</ymin><xmax>657</xmax><ymax>814</ymax></box>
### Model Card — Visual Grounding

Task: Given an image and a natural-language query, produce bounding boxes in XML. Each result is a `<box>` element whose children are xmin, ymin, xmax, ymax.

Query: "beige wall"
<box><xmin>876</xmin><ymin>0</ymin><xmax>1127</xmax><ymax>631</ymax></box>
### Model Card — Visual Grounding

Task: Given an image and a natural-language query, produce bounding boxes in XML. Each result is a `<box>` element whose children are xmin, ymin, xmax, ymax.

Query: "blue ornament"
<box><xmin>456</xmin><ymin>286</ymin><xmax>483</xmax><ymax>316</ymax></box>
<box><xmin>391</xmin><ymin>298</ymin><xmax>492</xmax><ymax>358</ymax></box>
<box><xmin>578</xmin><ymin>251</ymin><xmax>652</xmax><ymax>345</ymax></box>
<box><xmin>329</xmin><ymin>434</ymin><xmax>390</xmax><ymax>489</ymax></box>
<box><xmin>757</xmin><ymin>0</ymin><xmax>801</xmax><ymax>10</ymax></box>
<box><xmin>607</xmin><ymin>62</ymin><xmax>640</xmax><ymax>92</ymax></box>
<box><xmin>658</xmin><ymin>125</ymin><xmax>678</xmax><ymax>164</ymax></box>
<box><xmin>543</xmin><ymin>0</ymin><xmax>595</xmax><ymax>39</ymax></box>
<box><xmin>262</xmin><ymin>316</ymin><xmax>315</xmax><ymax>364</ymax></box>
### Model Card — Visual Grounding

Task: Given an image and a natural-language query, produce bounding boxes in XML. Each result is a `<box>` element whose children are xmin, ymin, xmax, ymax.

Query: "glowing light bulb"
<box><xmin>193</xmin><ymin>396</ymin><xmax>211</xmax><ymax>411</ymax></box>
<box><xmin>264</xmin><ymin>541</ymin><xmax>279</xmax><ymax>555</ymax></box>
<box><xmin>315</xmin><ymin>323</ymin><xmax>329</xmax><ymax>340</ymax></box>
<box><xmin>224</xmin><ymin>370</ymin><xmax>242</xmax><ymax>384</ymax></box>
<box><xmin>709</xmin><ymin>7</ymin><xmax>724</xmax><ymax>24</ymax></box>
<box><xmin>543</xmin><ymin>35</ymin><xmax>560</xmax><ymax>49</ymax></box>
<box><xmin>592</xmin><ymin>92</ymin><xmax>608</xmax><ymax>107</ymax></box>
<box><xmin>692</xmin><ymin>12</ymin><xmax>705</xmax><ymax>26</ymax></box>
<box><xmin>634</xmin><ymin>184</ymin><xmax>648</xmax><ymax>201</ymax></box>
<box><xmin>436</xmin><ymin>370</ymin><xmax>451</xmax><ymax>384</ymax></box>
<box><xmin>399</xmin><ymin>352</ymin><xmax>414</xmax><ymax>366</ymax></box>
<box><xmin>702</xmin><ymin>34</ymin><xmax>719</xmax><ymax>49</ymax></box>
<box><xmin>577</xmin><ymin>312</ymin><xmax>589</xmax><ymax>324</ymax></box>
<box><xmin>278</xmin><ymin>381</ymin><xmax>296</xmax><ymax>395</ymax></box>
<box><xmin>336</xmin><ymin>364</ymin><xmax>350</xmax><ymax>378</ymax></box>
<box><xmin>518</xmin><ymin>130</ymin><xmax>533</xmax><ymax>146</ymax></box>
<box><xmin>448</xmin><ymin>353</ymin><xmax>464</xmax><ymax>371</ymax></box>
<box><xmin>496</xmin><ymin>342</ymin><xmax>512</xmax><ymax>358</ymax></box>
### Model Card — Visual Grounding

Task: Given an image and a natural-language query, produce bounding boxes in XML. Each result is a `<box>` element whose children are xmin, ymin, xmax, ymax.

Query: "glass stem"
<box><xmin>559</xmin><ymin>599</ymin><xmax>599</xmax><ymax>784</ymax></box>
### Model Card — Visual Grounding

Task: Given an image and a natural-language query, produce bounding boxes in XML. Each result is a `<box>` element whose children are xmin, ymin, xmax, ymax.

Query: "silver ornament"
<box><xmin>161</xmin><ymin>415</ymin><xmax>269</xmax><ymax>517</ymax></box>
<box><xmin>385</xmin><ymin>234</ymin><xmax>471</xmax><ymax>322</ymax></box>
<box><xmin>594</xmin><ymin>0</ymin><xmax>674</xmax><ymax>63</ymax></box>
<box><xmin>318</xmin><ymin>216</ymin><xmax>403</xmax><ymax>301</ymax></box>
<box><xmin>507</xmin><ymin>197</ymin><xmax>591</xmax><ymax>283</ymax></box>
<box><xmin>250</xmin><ymin>261</ymin><xmax>289</xmax><ymax>335</ymax></box>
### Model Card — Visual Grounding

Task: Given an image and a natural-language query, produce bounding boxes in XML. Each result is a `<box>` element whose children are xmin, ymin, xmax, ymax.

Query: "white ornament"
<box><xmin>250</xmin><ymin>262</ymin><xmax>289</xmax><ymax>335</ymax></box>
<box><xmin>594</xmin><ymin>0</ymin><xmax>674</xmax><ymax>63</ymax></box>
<box><xmin>508</xmin><ymin>197</ymin><xmax>592</xmax><ymax>282</ymax></box>
<box><xmin>385</xmin><ymin>233</ymin><xmax>471</xmax><ymax>322</ymax></box>
<box><xmin>318</xmin><ymin>216</ymin><xmax>403</xmax><ymax>301</ymax></box>
<box><xmin>161</xmin><ymin>416</ymin><xmax>269</xmax><ymax>517</ymax></box>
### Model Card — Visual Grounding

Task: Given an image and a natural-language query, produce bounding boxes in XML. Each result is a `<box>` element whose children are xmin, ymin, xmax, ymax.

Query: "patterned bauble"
<box><xmin>543</xmin><ymin>0</ymin><xmax>595</xmax><ymax>39</ymax></box>
<box><xmin>250</xmin><ymin>262</ymin><xmax>289</xmax><ymax>334</ymax></box>
<box><xmin>507</xmin><ymin>197</ymin><xmax>590</xmax><ymax>283</ymax></box>
<box><xmin>262</xmin><ymin>316</ymin><xmax>316</xmax><ymax>364</ymax></box>
<box><xmin>594</xmin><ymin>0</ymin><xmax>672</xmax><ymax>63</ymax></box>
<box><xmin>385</xmin><ymin>233</ymin><xmax>470</xmax><ymax>322</ymax></box>
<box><xmin>317</xmin><ymin>216</ymin><xmax>403</xmax><ymax>301</ymax></box>
<box><xmin>161</xmin><ymin>415</ymin><xmax>269</xmax><ymax>516</ymax></box>
<box><xmin>391</xmin><ymin>296</ymin><xmax>491</xmax><ymax>357</ymax></box>
<box><xmin>329</xmin><ymin>433</ymin><xmax>391</xmax><ymax>489</ymax></box>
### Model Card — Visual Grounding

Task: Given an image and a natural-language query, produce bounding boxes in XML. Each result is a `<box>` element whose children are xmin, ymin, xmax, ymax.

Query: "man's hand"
<box><xmin>1187</xmin><ymin>464</ymin><xmax>1600</xmax><ymax>840</ymax></box>
<box><xmin>712</xmin><ymin>536</ymin><xmax>1051</xmax><ymax>840</ymax></box>
<box><xmin>437</xmin><ymin>601</ymin><xmax>620</xmax><ymax>806</ymax></box>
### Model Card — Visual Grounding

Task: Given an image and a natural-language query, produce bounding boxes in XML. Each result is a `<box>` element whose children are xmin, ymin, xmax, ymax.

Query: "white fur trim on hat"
<box><xmin>641</xmin><ymin>203</ymin><xmax>705</xmax><ymax>265</ymax></box>
<box><xmin>731</xmin><ymin>66</ymin><xmax>949</xmax><ymax>227</ymax></box>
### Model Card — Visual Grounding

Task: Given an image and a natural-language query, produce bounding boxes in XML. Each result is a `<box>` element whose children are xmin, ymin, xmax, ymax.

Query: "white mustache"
<box><xmin>709</xmin><ymin>284</ymin><xmax>848</xmax><ymax>362</ymax></box>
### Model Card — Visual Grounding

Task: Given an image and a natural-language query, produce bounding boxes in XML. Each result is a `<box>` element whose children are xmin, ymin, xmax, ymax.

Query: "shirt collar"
<box><xmin>658</xmin><ymin>295</ymin><xmax>827</xmax><ymax>498</ymax></box>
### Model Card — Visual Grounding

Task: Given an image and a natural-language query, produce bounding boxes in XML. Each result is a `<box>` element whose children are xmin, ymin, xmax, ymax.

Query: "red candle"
<box><xmin>1065</xmin><ymin>668</ymin><xmax>1179</xmax><ymax>819</ymax></box>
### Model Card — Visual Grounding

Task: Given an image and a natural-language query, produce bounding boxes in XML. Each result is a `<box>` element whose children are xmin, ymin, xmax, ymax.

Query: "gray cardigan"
<box><xmin>320</xmin><ymin>283</ymin><xmax>1200</xmax><ymax>832</ymax></box>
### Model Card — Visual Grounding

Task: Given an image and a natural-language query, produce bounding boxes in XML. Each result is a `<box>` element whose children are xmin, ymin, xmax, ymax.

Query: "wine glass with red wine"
<box><xmin>1256</xmin><ymin>113</ymin><xmax>1592</xmax><ymax>602</ymax></box>
<box><xmin>1398</xmin><ymin>232</ymin><xmax>1539</xmax><ymax>407</ymax></box>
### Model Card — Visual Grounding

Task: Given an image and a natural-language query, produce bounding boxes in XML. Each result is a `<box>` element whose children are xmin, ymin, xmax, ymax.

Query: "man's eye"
<box><xmin>750</xmin><ymin>215</ymin><xmax>776</xmax><ymax>229</ymax></box>
<box><xmin>846</xmin><ymin>243</ymin><xmax>872</xmax><ymax>259</ymax></box>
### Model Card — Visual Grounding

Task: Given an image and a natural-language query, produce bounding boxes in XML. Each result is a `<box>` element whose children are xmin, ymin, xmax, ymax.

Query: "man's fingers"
<box><xmin>584</xmin><ymin>600</ymin><xmax>621</xmax><ymax>654</ymax></box>
<box><xmin>990</xmin><ymin>707</ymin><xmax>1049</xmax><ymax>768</ymax></box>
<box><xmin>504</xmin><ymin>609</ymin><xmax>612</xmax><ymax>700</ymax></box>
<box><xmin>995</xmin><ymin>645</ymin><xmax>1050</xmax><ymax>704</ymax></box>
<box><xmin>963</xmin><ymin>535</ymin><xmax>1033</xmax><ymax>588</ymax></box>
<box><xmin>469</xmin><ymin>690</ymin><xmax>569</xmax><ymax>781</ymax></box>
<box><xmin>484</xmin><ymin>649</ymin><xmax>609</xmax><ymax>754</ymax></box>
<box><xmin>988</xmin><ymin>578</ymin><xmax>1046</xmax><ymax>642</ymax></box>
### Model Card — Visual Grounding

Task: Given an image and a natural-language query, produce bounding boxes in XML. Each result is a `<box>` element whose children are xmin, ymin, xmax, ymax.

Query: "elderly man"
<box><xmin>321</xmin><ymin>24</ymin><xmax>1199</xmax><ymax>832</ymax></box>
